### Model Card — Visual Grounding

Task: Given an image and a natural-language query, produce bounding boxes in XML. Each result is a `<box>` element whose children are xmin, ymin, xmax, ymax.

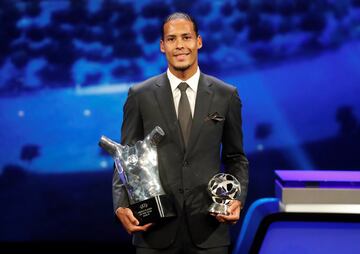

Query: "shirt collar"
<box><xmin>167</xmin><ymin>67</ymin><xmax>200</xmax><ymax>93</ymax></box>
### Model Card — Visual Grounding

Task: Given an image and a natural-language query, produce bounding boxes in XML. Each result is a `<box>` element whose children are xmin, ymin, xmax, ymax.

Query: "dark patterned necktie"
<box><xmin>178</xmin><ymin>82</ymin><xmax>192</xmax><ymax>147</ymax></box>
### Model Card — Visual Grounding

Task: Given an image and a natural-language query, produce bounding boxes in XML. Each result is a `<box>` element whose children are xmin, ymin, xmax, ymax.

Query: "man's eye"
<box><xmin>184</xmin><ymin>36</ymin><xmax>191</xmax><ymax>40</ymax></box>
<box><xmin>167</xmin><ymin>38</ymin><xmax>175</xmax><ymax>42</ymax></box>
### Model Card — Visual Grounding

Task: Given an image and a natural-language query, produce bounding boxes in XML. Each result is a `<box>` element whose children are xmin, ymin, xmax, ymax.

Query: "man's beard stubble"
<box><xmin>173</xmin><ymin>64</ymin><xmax>191</xmax><ymax>72</ymax></box>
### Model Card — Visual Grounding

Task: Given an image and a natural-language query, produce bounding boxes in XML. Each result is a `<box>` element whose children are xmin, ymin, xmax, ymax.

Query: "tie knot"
<box><xmin>178</xmin><ymin>82</ymin><xmax>189</xmax><ymax>92</ymax></box>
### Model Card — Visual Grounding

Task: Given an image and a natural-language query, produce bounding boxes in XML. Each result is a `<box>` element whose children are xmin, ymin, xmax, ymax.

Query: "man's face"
<box><xmin>160</xmin><ymin>19</ymin><xmax>202</xmax><ymax>74</ymax></box>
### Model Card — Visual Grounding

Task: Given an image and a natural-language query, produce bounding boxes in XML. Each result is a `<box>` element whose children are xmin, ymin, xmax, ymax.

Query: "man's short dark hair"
<box><xmin>161</xmin><ymin>12</ymin><xmax>199</xmax><ymax>39</ymax></box>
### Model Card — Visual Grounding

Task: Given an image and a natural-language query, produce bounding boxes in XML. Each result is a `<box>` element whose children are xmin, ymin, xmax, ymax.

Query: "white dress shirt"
<box><xmin>167</xmin><ymin>67</ymin><xmax>200</xmax><ymax>118</ymax></box>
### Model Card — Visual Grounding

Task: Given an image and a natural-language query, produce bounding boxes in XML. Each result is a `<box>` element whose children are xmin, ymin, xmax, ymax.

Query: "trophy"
<box><xmin>208</xmin><ymin>173</ymin><xmax>241</xmax><ymax>215</ymax></box>
<box><xmin>99</xmin><ymin>126</ymin><xmax>176</xmax><ymax>224</ymax></box>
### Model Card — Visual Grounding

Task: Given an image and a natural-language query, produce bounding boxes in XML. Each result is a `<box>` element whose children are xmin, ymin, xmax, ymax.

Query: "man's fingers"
<box><xmin>217</xmin><ymin>213</ymin><xmax>238</xmax><ymax>220</ymax></box>
<box><xmin>215</xmin><ymin>214</ymin><xmax>225</xmax><ymax>223</ymax></box>
<box><xmin>140</xmin><ymin>223</ymin><xmax>153</xmax><ymax>231</ymax></box>
<box><xmin>215</xmin><ymin>205</ymin><xmax>240</xmax><ymax>224</ymax></box>
<box><xmin>121</xmin><ymin>209</ymin><xmax>153</xmax><ymax>233</ymax></box>
<box><xmin>116</xmin><ymin>208</ymin><xmax>145</xmax><ymax>233</ymax></box>
<box><xmin>127</xmin><ymin>223</ymin><xmax>153</xmax><ymax>233</ymax></box>
<box><xmin>227</xmin><ymin>204</ymin><xmax>237</xmax><ymax>215</ymax></box>
<box><xmin>225</xmin><ymin>208</ymin><xmax>240</xmax><ymax>220</ymax></box>
<box><xmin>125</xmin><ymin>210</ymin><xmax>140</xmax><ymax>226</ymax></box>
<box><xmin>121</xmin><ymin>208</ymin><xmax>139</xmax><ymax>226</ymax></box>
<box><xmin>228</xmin><ymin>200</ymin><xmax>241</xmax><ymax>214</ymax></box>
<box><xmin>223</xmin><ymin>213</ymin><xmax>239</xmax><ymax>221</ymax></box>
<box><xmin>216</xmin><ymin>214</ymin><xmax>238</xmax><ymax>224</ymax></box>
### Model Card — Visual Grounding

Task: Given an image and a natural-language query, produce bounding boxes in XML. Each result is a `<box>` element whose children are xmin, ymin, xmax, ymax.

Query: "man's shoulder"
<box><xmin>130</xmin><ymin>73</ymin><xmax>166</xmax><ymax>93</ymax></box>
<box><xmin>202</xmin><ymin>73</ymin><xmax>236</xmax><ymax>93</ymax></box>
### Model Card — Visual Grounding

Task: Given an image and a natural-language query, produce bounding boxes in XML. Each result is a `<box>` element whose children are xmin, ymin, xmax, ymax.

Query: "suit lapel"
<box><xmin>186</xmin><ymin>73</ymin><xmax>213</xmax><ymax>157</ymax></box>
<box><xmin>153</xmin><ymin>73</ymin><xmax>185</xmax><ymax>150</ymax></box>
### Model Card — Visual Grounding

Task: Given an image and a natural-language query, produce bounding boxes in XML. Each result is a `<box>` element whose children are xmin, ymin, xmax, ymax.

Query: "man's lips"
<box><xmin>174</xmin><ymin>53</ymin><xmax>190</xmax><ymax>56</ymax></box>
<box><xmin>174</xmin><ymin>53</ymin><xmax>190</xmax><ymax>60</ymax></box>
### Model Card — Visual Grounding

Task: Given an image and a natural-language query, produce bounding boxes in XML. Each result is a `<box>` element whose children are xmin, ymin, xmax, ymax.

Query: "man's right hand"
<box><xmin>115</xmin><ymin>207</ymin><xmax>153</xmax><ymax>234</ymax></box>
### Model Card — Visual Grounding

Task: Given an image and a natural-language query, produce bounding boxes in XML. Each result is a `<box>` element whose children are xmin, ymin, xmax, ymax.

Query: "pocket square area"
<box><xmin>205</xmin><ymin>112</ymin><xmax>225</xmax><ymax>122</ymax></box>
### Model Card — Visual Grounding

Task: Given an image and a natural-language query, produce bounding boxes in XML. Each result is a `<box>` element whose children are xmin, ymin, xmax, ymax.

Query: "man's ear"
<box><xmin>197</xmin><ymin>35</ymin><xmax>203</xmax><ymax>49</ymax></box>
<box><xmin>160</xmin><ymin>40</ymin><xmax>165</xmax><ymax>53</ymax></box>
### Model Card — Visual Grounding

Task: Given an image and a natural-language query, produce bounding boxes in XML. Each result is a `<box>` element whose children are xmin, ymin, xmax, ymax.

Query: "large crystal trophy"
<box><xmin>99</xmin><ymin>126</ymin><xmax>176</xmax><ymax>224</ymax></box>
<box><xmin>208</xmin><ymin>173</ymin><xmax>241</xmax><ymax>215</ymax></box>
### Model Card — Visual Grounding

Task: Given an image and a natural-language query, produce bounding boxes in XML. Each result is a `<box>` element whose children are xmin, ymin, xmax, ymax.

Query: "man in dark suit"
<box><xmin>113</xmin><ymin>12</ymin><xmax>249</xmax><ymax>254</ymax></box>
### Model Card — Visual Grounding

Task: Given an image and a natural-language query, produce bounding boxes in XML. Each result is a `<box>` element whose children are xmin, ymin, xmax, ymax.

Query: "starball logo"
<box><xmin>140</xmin><ymin>203</ymin><xmax>148</xmax><ymax>209</ymax></box>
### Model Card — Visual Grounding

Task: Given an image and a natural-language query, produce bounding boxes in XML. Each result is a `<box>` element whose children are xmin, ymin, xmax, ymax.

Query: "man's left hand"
<box><xmin>212</xmin><ymin>200</ymin><xmax>242</xmax><ymax>224</ymax></box>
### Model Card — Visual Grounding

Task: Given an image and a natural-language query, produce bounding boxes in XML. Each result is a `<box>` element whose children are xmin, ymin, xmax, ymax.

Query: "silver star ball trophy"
<box><xmin>208</xmin><ymin>173</ymin><xmax>241</xmax><ymax>215</ymax></box>
<box><xmin>99</xmin><ymin>126</ymin><xmax>176</xmax><ymax>225</ymax></box>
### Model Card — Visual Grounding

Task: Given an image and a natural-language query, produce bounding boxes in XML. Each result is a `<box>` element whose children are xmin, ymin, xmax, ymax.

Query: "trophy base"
<box><xmin>208</xmin><ymin>203</ymin><xmax>229</xmax><ymax>215</ymax></box>
<box><xmin>130</xmin><ymin>194</ymin><xmax>176</xmax><ymax>225</ymax></box>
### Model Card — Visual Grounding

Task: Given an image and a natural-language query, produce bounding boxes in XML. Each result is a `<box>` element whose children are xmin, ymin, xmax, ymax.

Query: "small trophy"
<box><xmin>208</xmin><ymin>173</ymin><xmax>241</xmax><ymax>215</ymax></box>
<box><xmin>99</xmin><ymin>126</ymin><xmax>176</xmax><ymax>225</ymax></box>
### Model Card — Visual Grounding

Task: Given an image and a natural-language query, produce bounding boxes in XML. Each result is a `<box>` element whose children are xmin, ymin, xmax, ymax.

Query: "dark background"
<box><xmin>1</xmin><ymin>0</ymin><xmax>360</xmax><ymax>253</ymax></box>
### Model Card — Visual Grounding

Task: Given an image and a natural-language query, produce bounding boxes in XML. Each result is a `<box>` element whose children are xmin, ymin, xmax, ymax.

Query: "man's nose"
<box><xmin>175</xmin><ymin>38</ymin><xmax>184</xmax><ymax>49</ymax></box>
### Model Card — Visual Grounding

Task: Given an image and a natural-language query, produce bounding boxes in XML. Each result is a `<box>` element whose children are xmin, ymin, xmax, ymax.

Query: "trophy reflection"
<box><xmin>208</xmin><ymin>173</ymin><xmax>241</xmax><ymax>215</ymax></box>
<box><xmin>99</xmin><ymin>126</ymin><xmax>176</xmax><ymax>224</ymax></box>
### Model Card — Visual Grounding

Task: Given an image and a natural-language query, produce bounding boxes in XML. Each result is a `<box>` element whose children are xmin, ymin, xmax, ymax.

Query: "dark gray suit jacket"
<box><xmin>112</xmin><ymin>72</ymin><xmax>249</xmax><ymax>249</ymax></box>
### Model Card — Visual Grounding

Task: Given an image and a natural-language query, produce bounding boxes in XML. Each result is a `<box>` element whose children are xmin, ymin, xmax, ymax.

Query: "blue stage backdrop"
<box><xmin>0</xmin><ymin>0</ymin><xmax>360</xmax><ymax>247</ymax></box>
